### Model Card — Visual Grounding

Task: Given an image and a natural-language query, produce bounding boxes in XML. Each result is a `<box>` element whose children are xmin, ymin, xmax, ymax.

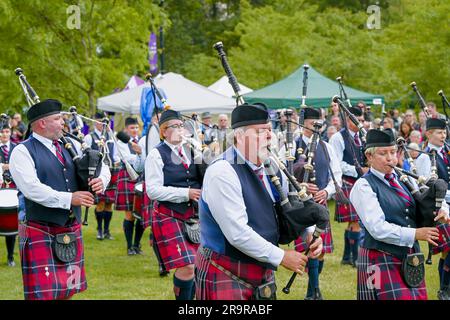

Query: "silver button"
<box><xmin>186</xmin><ymin>170</ymin><xmax>190</xmax><ymax>174</ymax></box>
<box><xmin>63</xmin><ymin>168</ymin><xmax>66</xmax><ymax>172</ymax></box>
<box><xmin>67</xmin><ymin>189</ymin><xmax>71</xmax><ymax>191</ymax></box>
<box><xmin>405</xmin><ymin>209</ymin><xmax>409</xmax><ymax>212</ymax></box>
<box><xmin>187</xmin><ymin>203</ymin><xmax>191</xmax><ymax>207</ymax></box>
<box><xmin>66</xmin><ymin>179</ymin><xmax>69</xmax><ymax>182</ymax></box>
<box><xmin>407</xmin><ymin>225</ymin><xmax>411</xmax><ymax>227</ymax></box>
<box><xmin>406</xmin><ymin>216</ymin><xmax>409</xmax><ymax>220</ymax></box>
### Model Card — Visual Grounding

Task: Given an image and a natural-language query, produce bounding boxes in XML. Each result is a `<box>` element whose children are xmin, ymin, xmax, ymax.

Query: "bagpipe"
<box><xmin>213</xmin><ymin>42</ymin><xmax>329</xmax><ymax>294</ymax></box>
<box><xmin>14</xmin><ymin>68</ymin><xmax>103</xmax><ymax>192</ymax></box>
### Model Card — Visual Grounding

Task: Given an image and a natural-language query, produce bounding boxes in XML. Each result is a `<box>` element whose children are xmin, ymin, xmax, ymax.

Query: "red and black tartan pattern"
<box><xmin>195</xmin><ymin>246</ymin><xmax>275</xmax><ymax>300</ymax></box>
<box><xmin>18</xmin><ymin>221</ymin><xmax>87</xmax><ymax>300</ymax></box>
<box><xmin>431</xmin><ymin>223</ymin><xmax>450</xmax><ymax>255</ymax></box>
<box><xmin>137</xmin><ymin>183</ymin><xmax>153</xmax><ymax>230</ymax></box>
<box><xmin>294</xmin><ymin>202</ymin><xmax>333</xmax><ymax>254</ymax></box>
<box><xmin>95</xmin><ymin>167</ymin><xmax>120</xmax><ymax>204</ymax></box>
<box><xmin>335</xmin><ymin>176</ymin><xmax>359</xmax><ymax>223</ymax></box>
<box><xmin>152</xmin><ymin>203</ymin><xmax>198</xmax><ymax>271</ymax></box>
<box><xmin>356</xmin><ymin>247</ymin><xmax>427</xmax><ymax>300</ymax></box>
<box><xmin>294</xmin><ymin>221</ymin><xmax>333</xmax><ymax>254</ymax></box>
<box><xmin>114</xmin><ymin>167</ymin><xmax>136</xmax><ymax>211</ymax></box>
<box><xmin>1</xmin><ymin>181</ymin><xmax>16</xmax><ymax>189</ymax></box>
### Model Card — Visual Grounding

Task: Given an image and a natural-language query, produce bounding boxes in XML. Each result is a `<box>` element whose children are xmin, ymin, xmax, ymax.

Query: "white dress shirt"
<box><xmin>9</xmin><ymin>132</ymin><xmax>110</xmax><ymax>210</ymax></box>
<box><xmin>116</xmin><ymin>135</ymin><xmax>145</xmax><ymax>173</ymax></box>
<box><xmin>329</xmin><ymin>129</ymin><xmax>360</xmax><ymax>178</ymax></box>
<box><xmin>278</xmin><ymin>135</ymin><xmax>342</xmax><ymax>199</ymax></box>
<box><xmin>201</xmin><ymin>147</ymin><xmax>288</xmax><ymax>268</ymax></box>
<box><xmin>145</xmin><ymin>140</ymin><xmax>192</xmax><ymax>203</ymax></box>
<box><xmin>415</xmin><ymin>143</ymin><xmax>450</xmax><ymax>203</ymax></box>
<box><xmin>350</xmin><ymin>167</ymin><xmax>449</xmax><ymax>248</ymax></box>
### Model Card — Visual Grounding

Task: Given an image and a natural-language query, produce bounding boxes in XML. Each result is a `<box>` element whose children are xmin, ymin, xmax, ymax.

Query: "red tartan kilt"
<box><xmin>152</xmin><ymin>203</ymin><xmax>198</xmax><ymax>270</ymax></box>
<box><xmin>432</xmin><ymin>223</ymin><xmax>450</xmax><ymax>254</ymax></box>
<box><xmin>357</xmin><ymin>247</ymin><xmax>427</xmax><ymax>300</ymax></box>
<box><xmin>136</xmin><ymin>183</ymin><xmax>153</xmax><ymax>230</ymax></box>
<box><xmin>335</xmin><ymin>176</ymin><xmax>359</xmax><ymax>223</ymax></box>
<box><xmin>294</xmin><ymin>221</ymin><xmax>333</xmax><ymax>254</ymax></box>
<box><xmin>195</xmin><ymin>246</ymin><xmax>274</xmax><ymax>300</ymax></box>
<box><xmin>95</xmin><ymin>189</ymin><xmax>116</xmax><ymax>204</ymax></box>
<box><xmin>109</xmin><ymin>167</ymin><xmax>120</xmax><ymax>187</ymax></box>
<box><xmin>114</xmin><ymin>168</ymin><xmax>136</xmax><ymax>211</ymax></box>
<box><xmin>18</xmin><ymin>221</ymin><xmax>87</xmax><ymax>300</ymax></box>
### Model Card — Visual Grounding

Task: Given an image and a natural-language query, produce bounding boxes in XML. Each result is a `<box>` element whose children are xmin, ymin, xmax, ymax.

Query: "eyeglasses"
<box><xmin>167</xmin><ymin>124</ymin><xmax>185</xmax><ymax>129</ymax></box>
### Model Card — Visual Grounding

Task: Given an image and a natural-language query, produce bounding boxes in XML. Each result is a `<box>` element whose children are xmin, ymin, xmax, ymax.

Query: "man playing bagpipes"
<box><xmin>415</xmin><ymin>118</ymin><xmax>450</xmax><ymax>300</ymax></box>
<box><xmin>9</xmin><ymin>100</ymin><xmax>110</xmax><ymax>300</ymax></box>
<box><xmin>329</xmin><ymin>106</ymin><xmax>368</xmax><ymax>267</ymax></box>
<box><xmin>194</xmin><ymin>103</ymin><xmax>323</xmax><ymax>300</ymax></box>
<box><xmin>350</xmin><ymin>129</ymin><xmax>450</xmax><ymax>300</ymax></box>
<box><xmin>115</xmin><ymin>117</ymin><xmax>146</xmax><ymax>255</ymax></box>
<box><xmin>145</xmin><ymin>109</ymin><xmax>204</xmax><ymax>300</ymax></box>
<box><xmin>287</xmin><ymin>107</ymin><xmax>342</xmax><ymax>300</ymax></box>
<box><xmin>84</xmin><ymin>112</ymin><xmax>120</xmax><ymax>241</ymax></box>
<box><xmin>0</xmin><ymin>122</ymin><xmax>18</xmax><ymax>266</ymax></box>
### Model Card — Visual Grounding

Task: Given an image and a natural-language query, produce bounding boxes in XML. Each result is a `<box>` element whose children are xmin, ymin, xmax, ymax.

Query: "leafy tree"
<box><xmin>0</xmin><ymin>0</ymin><xmax>165</xmax><ymax>115</ymax></box>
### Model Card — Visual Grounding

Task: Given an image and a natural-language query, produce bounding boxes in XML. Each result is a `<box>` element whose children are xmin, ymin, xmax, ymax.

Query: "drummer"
<box><xmin>84</xmin><ymin>112</ymin><xmax>120</xmax><ymax>241</ymax></box>
<box><xmin>0</xmin><ymin>122</ymin><xmax>17</xmax><ymax>266</ymax></box>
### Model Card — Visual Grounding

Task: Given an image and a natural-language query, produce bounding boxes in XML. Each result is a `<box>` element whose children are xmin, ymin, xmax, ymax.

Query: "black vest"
<box><xmin>22</xmin><ymin>137</ymin><xmax>80</xmax><ymax>226</ymax></box>
<box><xmin>199</xmin><ymin>147</ymin><xmax>280</xmax><ymax>270</ymax></box>
<box><xmin>362</xmin><ymin>171</ymin><xmax>420</xmax><ymax>259</ymax></box>
<box><xmin>426</xmin><ymin>146</ymin><xmax>450</xmax><ymax>188</ymax></box>
<box><xmin>156</xmin><ymin>142</ymin><xmax>202</xmax><ymax>214</ymax></box>
<box><xmin>340</xmin><ymin>129</ymin><xmax>364</xmax><ymax>178</ymax></box>
<box><xmin>90</xmin><ymin>131</ymin><xmax>115</xmax><ymax>166</ymax></box>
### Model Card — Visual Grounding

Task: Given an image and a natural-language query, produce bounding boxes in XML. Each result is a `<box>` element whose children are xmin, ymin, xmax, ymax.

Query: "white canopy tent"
<box><xmin>208</xmin><ymin>76</ymin><xmax>253</xmax><ymax>98</ymax></box>
<box><xmin>97</xmin><ymin>72</ymin><xmax>236</xmax><ymax>114</ymax></box>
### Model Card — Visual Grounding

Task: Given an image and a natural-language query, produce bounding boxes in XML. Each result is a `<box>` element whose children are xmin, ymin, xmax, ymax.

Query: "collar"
<box><xmin>302</xmin><ymin>135</ymin><xmax>311</xmax><ymax>145</ymax></box>
<box><xmin>164</xmin><ymin>140</ymin><xmax>183</xmax><ymax>151</ymax></box>
<box><xmin>347</xmin><ymin>128</ymin><xmax>357</xmax><ymax>136</ymax></box>
<box><xmin>0</xmin><ymin>141</ymin><xmax>10</xmax><ymax>148</ymax></box>
<box><xmin>94</xmin><ymin>128</ymin><xmax>102</xmax><ymax>137</ymax></box>
<box><xmin>370</xmin><ymin>167</ymin><xmax>397</xmax><ymax>181</ymax></box>
<box><xmin>32</xmin><ymin>132</ymin><xmax>55</xmax><ymax>149</ymax></box>
<box><xmin>428</xmin><ymin>143</ymin><xmax>444</xmax><ymax>153</ymax></box>
<box><xmin>233</xmin><ymin>146</ymin><xmax>264</xmax><ymax>171</ymax></box>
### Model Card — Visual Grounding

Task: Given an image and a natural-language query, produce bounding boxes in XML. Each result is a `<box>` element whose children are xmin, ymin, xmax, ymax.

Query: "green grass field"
<box><xmin>0</xmin><ymin>201</ymin><xmax>443</xmax><ymax>300</ymax></box>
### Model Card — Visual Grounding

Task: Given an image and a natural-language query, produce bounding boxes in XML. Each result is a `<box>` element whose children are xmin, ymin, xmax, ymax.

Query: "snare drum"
<box><xmin>0</xmin><ymin>188</ymin><xmax>19</xmax><ymax>236</ymax></box>
<box><xmin>132</xmin><ymin>182</ymin><xmax>144</xmax><ymax>220</ymax></box>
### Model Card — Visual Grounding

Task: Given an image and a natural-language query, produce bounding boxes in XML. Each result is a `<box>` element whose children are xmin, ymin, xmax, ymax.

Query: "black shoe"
<box><xmin>103</xmin><ymin>231</ymin><xmax>114</xmax><ymax>240</ymax></box>
<box><xmin>438</xmin><ymin>289</ymin><xmax>450</xmax><ymax>300</ymax></box>
<box><xmin>341</xmin><ymin>259</ymin><xmax>353</xmax><ymax>266</ymax></box>
<box><xmin>159</xmin><ymin>265</ymin><xmax>169</xmax><ymax>277</ymax></box>
<box><xmin>133</xmin><ymin>245</ymin><xmax>143</xmax><ymax>255</ymax></box>
<box><xmin>7</xmin><ymin>259</ymin><xmax>15</xmax><ymax>267</ymax></box>
<box><xmin>97</xmin><ymin>230</ymin><xmax>104</xmax><ymax>240</ymax></box>
<box><xmin>127</xmin><ymin>248</ymin><xmax>136</xmax><ymax>256</ymax></box>
<box><xmin>313</xmin><ymin>288</ymin><xmax>324</xmax><ymax>300</ymax></box>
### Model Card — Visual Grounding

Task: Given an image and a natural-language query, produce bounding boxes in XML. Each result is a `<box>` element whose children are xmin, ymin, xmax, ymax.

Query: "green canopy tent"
<box><xmin>243</xmin><ymin>65</ymin><xmax>384</xmax><ymax>109</ymax></box>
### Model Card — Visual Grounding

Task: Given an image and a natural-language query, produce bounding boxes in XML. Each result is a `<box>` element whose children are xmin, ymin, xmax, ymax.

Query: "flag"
<box><xmin>149</xmin><ymin>33</ymin><xmax>158</xmax><ymax>75</ymax></box>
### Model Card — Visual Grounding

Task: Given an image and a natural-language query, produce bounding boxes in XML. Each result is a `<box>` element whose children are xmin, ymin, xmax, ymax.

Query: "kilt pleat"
<box><xmin>431</xmin><ymin>223</ymin><xmax>450</xmax><ymax>255</ymax></box>
<box><xmin>152</xmin><ymin>203</ymin><xmax>198</xmax><ymax>270</ymax></box>
<box><xmin>335</xmin><ymin>176</ymin><xmax>359</xmax><ymax>223</ymax></box>
<box><xmin>356</xmin><ymin>247</ymin><xmax>427</xmax><ymax>300</ymax></box>
<box><xmin>18</xmin><ymin>221</ymin><xmax>87</xmax><ymax>300</ymax></box>
<box><xmin>114</xmin><ymin>168</ymin><xmax>136</xmax><ymax>211</ymax></box>
<box><xmin>194</xmin><ymin>246</ymin><xmax>274</xmax><ymax>300</ymax></box>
